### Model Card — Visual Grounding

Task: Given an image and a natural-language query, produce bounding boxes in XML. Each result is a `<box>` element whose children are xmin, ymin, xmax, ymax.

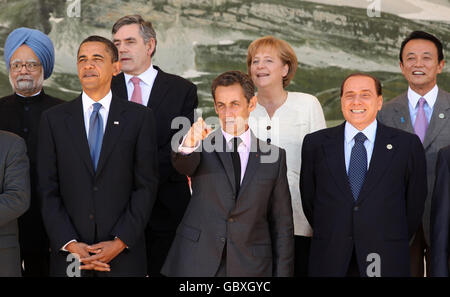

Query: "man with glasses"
<box><xmin>0</xmin><ymin>27</ymin><xmax>63</xmax><ymax>276</ymax></box>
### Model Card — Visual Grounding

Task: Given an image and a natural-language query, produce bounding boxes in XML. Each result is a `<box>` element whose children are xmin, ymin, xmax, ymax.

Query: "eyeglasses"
<box><xmin>10</xmin><ymin>62</ymin><xmax>41</xmax><ymax>72</ymax></box>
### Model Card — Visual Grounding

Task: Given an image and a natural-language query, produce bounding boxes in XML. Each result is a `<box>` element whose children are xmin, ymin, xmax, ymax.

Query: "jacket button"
<box><xmin>267</xmin><ymin>138</ymin><xmax>271</xmax><ymax>144</ymax></box>
<box><xmin>228</xmin><ymin>217</ymin><xmax>235</xmax><ymax>223</ymax></box>
<box><xmin>266</xmin><ymin>125</ymin><xmax>271</xmax><ymax>130</ymax></box>
<box><xmin>89</xmin><ymin>214</ymin><xmax>94</xmax><ymax>220</ymax></box>
<box><xmin>353</xmin><ymin>206</ymin><xmax>359</xmax><ymax>211</ymax></box>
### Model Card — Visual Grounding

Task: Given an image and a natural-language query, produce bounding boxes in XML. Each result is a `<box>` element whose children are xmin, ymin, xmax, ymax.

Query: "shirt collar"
<box><xmin>221</xmin><ymin>127</ymin><xmax>251</xmax><ymax>151</ymax></box>
<box><xmin>408</xmin><ymin>85</ymin><xmax>438</xmax><ymax>109</ymax></box>
<box><xmin>345</xmin><ymin>119</ymin><xmax>377</xmax><ymax>145</ymax></box>
<box><xmin>82</xmin><ymin>90</ymin><xmax>112</xmax><ymax>113</ymax></box>
<box><xmin>124</xmin><ymin>64</ymin><xmax>158</xmax><ymax>87</ymax></box>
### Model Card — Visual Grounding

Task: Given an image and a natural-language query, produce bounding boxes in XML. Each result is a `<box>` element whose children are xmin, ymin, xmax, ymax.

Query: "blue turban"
<box><xmin>4</xmin><ymin>27</ymin><xmax>55</xmax><ymax>79</ymax></box>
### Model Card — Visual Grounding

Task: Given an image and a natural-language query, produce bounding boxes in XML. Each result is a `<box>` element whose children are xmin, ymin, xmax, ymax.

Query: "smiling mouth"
<box><xmin>351</xmin><ymin>109</ymin><xmax>366</xmax><ymax>114</ymax></box>
<box><xmin>412</xmin><ymin>71</ymin><xmax>425</xmax><ymax>75</ymax></box>
<box><xmin>83</xmin><ymin>74</ymin><xmax>98</xmax><ymax>78</ymax></box>
<box><xmin>256</xmin><ymin>73</ymin><xmax>269</xmax><ymax>78</ymax></box>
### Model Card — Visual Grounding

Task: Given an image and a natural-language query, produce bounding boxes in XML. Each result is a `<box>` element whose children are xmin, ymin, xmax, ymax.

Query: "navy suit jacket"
<box><xmin>430</xmin><ymin>145</ymin><xmax>450</xmax><ymax>276</ymax></box>
<box><xmin>300</xmin><ymin>122</ymin><xmax>427</xmax><ymax>277</ymax></box>
<box><xmin>37</xmin><ymin>95</ymin><xmax>159</xmax><ymax>276</ymax></box>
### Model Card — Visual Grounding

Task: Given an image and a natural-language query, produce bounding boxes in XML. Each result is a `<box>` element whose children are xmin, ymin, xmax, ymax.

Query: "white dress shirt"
<box><xmin>81</xmin><ymin>91</ymin><xmax>112</xmax><ymax>137</ymax></box>
<box><xmin>249</xmin><ymin>91</ymin><xmax>326</xmax><ymax>236</ymax></box>
<box><xmin>407</xmin><ymin>85</ymin><xmax>438</xmax><ymax>125</ymax></box>
<box><xmin>124</xmin><ymin>64</ymin><xmax>158</xmax><ymax>106</ymax></box>
<box><xmin>344</xmin><ymin>120</ymin><xmax>377</xmax><ymax>173</ymax></box>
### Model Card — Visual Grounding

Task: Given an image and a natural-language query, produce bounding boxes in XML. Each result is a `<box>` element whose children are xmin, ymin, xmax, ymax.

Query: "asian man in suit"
<box><xmin>37</xmin><ymin>35</ymin><xmax>158</xmax><ymax>276</ymax></box>
<box><xmin>110</xmin><ymin>15</ymin><xmax>198</xmax><ymax>277</ymax></box>
<box><xmin>161</xmin><ymin>71</ymin><xmax>294</xmax><ymax>277</ymax></box>
<box><xmin>377</xmin><ymin>31</ymin><xmax>450</xmax><ymax>277</ymax></box>
<box><xmin>301</xmin><ymin>73</ymin><xmax>427</xmax><ymax>277</ymax></box>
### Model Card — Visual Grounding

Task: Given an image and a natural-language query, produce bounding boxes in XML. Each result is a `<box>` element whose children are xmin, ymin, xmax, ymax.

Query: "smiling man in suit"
<box><xmin>161</xmin><ymin>71</ymin><xmax>294</xmax><ymax>277</ymax></box>
<box><xmin>301</xmin><ymin>73</ymin><xmax>427</xmax><ymax>277</ymax></box>
<box><xmin>110</xmin><ymin>15</ymin><xmax>198</xmax><ymax>277</ymax></box>
<box><xmin>377</xmin><ymin>31</ymin><xmax>449</xmax><ymax>277</ymax></box>
<box><xmin>37</xmin><ymin>35</ymin><xmax>158</xmax><ymax>276</ymax></box>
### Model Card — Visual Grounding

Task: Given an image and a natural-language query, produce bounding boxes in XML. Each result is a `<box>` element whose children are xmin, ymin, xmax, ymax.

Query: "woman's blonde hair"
<box><xmin>247</xmin><ymin>36</ymin><xmax>298</xmax><ymax>88</ymax></box>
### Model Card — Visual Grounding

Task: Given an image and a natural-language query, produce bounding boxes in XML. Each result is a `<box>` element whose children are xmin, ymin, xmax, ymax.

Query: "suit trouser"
<box><xmin>294</xmin><ymin>235</ymin><xmax>311</xmax><ymax>277</ymax></box>
<box><xmin>146</xmin><ymin>228</ymin><xmax>176</xmax><ymax>277</ymax></box>
<box><xmin>410</xmin><ymin>224</ymin><xmax>430</xmax><ymax>277</ymax></box>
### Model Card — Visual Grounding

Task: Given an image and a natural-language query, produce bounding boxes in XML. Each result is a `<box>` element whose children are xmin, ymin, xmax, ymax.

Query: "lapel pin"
<box><xmin>439</xmin><ymin>113</ymin><xmax>445</xmax><ymax>119</ymax></box>
<box><xmin>400</xmin><ymin>116</ymin><xmax>405</xmax><ymax>123</ymax></box>
<box><xmin>114</xmin><ymin>121</ymin><xmax>119</xmax><ymax>125</ymax></box>
<box><xmin>386</xmin><ymin>144</ymin><xmax>393</xmax><ymax>150</ymax></box>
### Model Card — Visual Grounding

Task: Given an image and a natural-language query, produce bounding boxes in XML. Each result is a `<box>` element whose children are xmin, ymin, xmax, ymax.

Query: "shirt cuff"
<box><xmin>61</xmin><ymin>239</ymin><xmax>77</xmax><ymax>251</ymax></box>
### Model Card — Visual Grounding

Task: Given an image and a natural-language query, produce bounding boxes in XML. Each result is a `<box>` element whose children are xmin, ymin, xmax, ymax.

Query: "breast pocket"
<box><xmin>177</xmin><ymin>224</ymin><xmax>201</xmax><ymax>242</ymax></box>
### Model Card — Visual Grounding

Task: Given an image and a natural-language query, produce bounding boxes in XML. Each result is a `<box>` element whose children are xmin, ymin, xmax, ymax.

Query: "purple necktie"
<box><xmin>414</xmin><ymin>97</ymin><xmax>428</xmax><ymax>143</ymax></box>
<box><xmin>130</xmin><ymin>77</ymin><xmax>143</xmax><ymax>105</ymax></box>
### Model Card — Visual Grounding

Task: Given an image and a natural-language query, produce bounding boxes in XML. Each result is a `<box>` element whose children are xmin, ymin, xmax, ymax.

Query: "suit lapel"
<box><xmin>392</xmin><ymin>94</ymin><xmax>414</xmax><ymax>133</ymax></box>
<box><xmin>111</xmin><ymin>72</ymin><xmax>129</xmax><ymax>102</ymax></box>
<box><xmin>323</xmin><ymin>123</ymin><xmax>354</xmax><ymax>200</ymax></box>
<box><xmin>357</xmin><ymin>123</ymin><xmax>396</xmax><ymax>205</ymax></box>
<box><xmin>148</xmin><ymin>66</ymin><xmax>169</xmax><ymax>112</ymax></box>
<box><xmin>213</xmin><ymin>130</ymin><xmax>237</xmax><ymax>194</ymax></box>
<box><xmin>95</xmin><ymin>96</ymin><xmax>127</xmax><ymax>177</ymax></box>
<box><xmin>64</xmin><ymin>96</ymin><xmax>95</xmax><ymax>175</ymax></box>
<box><xmin>423</xmin><ymin>89</ymin><xmax>450</xmax><ymax>150</ymax></box>
<box><xmin>237</xmin><ymin>132</ymin><xmax>260</xmax><ymax>198</ymax></box>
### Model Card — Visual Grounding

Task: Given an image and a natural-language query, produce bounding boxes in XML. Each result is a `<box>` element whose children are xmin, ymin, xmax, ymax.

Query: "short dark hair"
<box><xmin>77</xmin><ymin>35</ymin><xmax>119</xmax><ymax>62</ymax></box>
<box><xmin>399</xmin><ymin>31</ymin><xmax>444</xmax><ymax>63</ymax></box>
<box><xmin>112</xmin><ymin>15</ymin><xmax>157</xmax><ymax>57</ymax></box>
<box><xmin>340</xmin><ymin>73</ymin><xmax>382</xmax><ymax>97</ymax></box>
<box><xmin>211</xmin><ymin>71</ymin><xmax>255</xmax><ymax>102</ymax></box>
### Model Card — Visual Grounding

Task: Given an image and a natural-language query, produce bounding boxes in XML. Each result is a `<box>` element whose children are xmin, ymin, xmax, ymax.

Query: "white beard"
<box><xmin>9</xmin><ymin>71</ymin><xmax>44</xmax><ymax>95</ymax></box>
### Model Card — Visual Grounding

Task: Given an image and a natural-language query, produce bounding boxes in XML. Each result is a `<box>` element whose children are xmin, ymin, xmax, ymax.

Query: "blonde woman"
<box><xmin>248</xmin><ymin>36</ymin><xmax>326</xmax><ymax>276</ymax></box>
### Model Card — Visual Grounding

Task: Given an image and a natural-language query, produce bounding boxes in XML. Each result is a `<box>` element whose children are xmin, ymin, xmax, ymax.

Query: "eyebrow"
<box><xmin>343</xmin><ymin>89</ymin><xmax>372</xmax><ymax>95</ymax></box>
<box><xmin>113</xmin><ymin>37</ymin><xmax>136</xmax><ymax>42</ymax></box>
<box><xmin>78</xmin><ymin>54</ymin><xmax>104</xmax><ymax>60</ymax></box>
<box><xmin>10</xmin><ymin>59</ymin><xmax>39</xmax><ymax>63</ymax></box>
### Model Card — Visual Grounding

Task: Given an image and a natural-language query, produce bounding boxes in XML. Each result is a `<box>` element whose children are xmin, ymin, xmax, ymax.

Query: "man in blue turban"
<box><xmin>0</xmin><ymin>27</ymin><xmax>63</xmax><ymax>277</ymax></box>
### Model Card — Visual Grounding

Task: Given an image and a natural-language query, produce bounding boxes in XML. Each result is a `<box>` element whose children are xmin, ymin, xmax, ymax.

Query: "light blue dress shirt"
<box><xmin>407</xmin><ymin>85</ymin><xmax>438</xmax><ymax>125</ymax></box>
<box><xmin>344</xmin><ymin>120</ymin><xmax>378</xmax><ymax>173</ymax></box>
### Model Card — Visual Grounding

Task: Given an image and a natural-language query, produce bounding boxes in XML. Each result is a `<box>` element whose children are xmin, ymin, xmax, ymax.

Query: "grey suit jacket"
<box><xmin>378</xmin><ymin>88</ymin><xmax>450</xmax><ymax>244</ymax></box>
<box><xmin>161</xmin><ymin>129</ymin><xmax>294</xmax><ymax>277</ymax></box>
<box><xmin>0</xmin><ymin>131</ymin><xmax>30</xmax><ymax>276</ymax></box>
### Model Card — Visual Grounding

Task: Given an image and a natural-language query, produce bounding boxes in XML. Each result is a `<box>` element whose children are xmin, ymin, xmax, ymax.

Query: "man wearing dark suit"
<box><xmin>161</xmin><ymin>71</ymin><xmax>294</xmax><ymax>277</ymax></box>
<box><xmin>0</xmin><ymin>131</ymin><xmax>30</xmax><ymax>276</ymax></box>
<box><xmin>430</xmin><ymin>145</ymin><xmax>450</xmax><ymax>276</ymax></box>
<box><xmin>0</xmin><ymin>27</ymin><xmax>63</xmax><ymax>276</ymax></box>
<box><xmin>110</xmin><ymin>15</ymin><xmax>198</xmax><ymax>277</ymax></box>
<box><xmin>301</xmin><ymin>73</ymin><xmax>427</xmax><ymax>277</ymax></box>
<box><xmin>377</xmin><ymin>31</ymin><xmax>449</xmax><ymax>277</ymax></box>
<box><xmin>37</xmin><ymin>36</ymin><xmax>158</xmax><ymax>276</ymax></box>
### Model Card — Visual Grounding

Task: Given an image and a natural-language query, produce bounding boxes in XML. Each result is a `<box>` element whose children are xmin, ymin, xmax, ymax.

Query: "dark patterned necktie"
<box><xmin>348</xmin><ymin>132</ymin><xmax>367</xmax><ymax>200</ymax></box>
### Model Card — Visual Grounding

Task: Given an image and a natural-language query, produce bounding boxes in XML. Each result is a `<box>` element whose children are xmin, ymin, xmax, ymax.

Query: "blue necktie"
<box><xmin>88</xmin><ymin>103</ymin><xmax>103</xmax><ymax>170</ymax></box>
<box><xmin>348</xmin><ymin>132</ymin><xmax>367</xmax><ymax>200</ymax></box>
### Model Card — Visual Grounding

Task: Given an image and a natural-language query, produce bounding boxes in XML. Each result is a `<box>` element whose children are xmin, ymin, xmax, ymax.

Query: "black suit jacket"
<box><xmin>300</xmin><ymin>122</ymin><xmax>427</xmax><ymax>277</ymax></box>
<box><xmin>430</xmin><ymin>145</ymin><xmax>450</xmax><ymax>276</ymax></box>
<box><xmin>37</xmin><ymin>95</ymin><xmax>159</xmax><ymax>276</ymax></box>
<box><xmin>111</xmin><ymin>66</ymin><xmax>198</xmax><ymax>231</ymax></box>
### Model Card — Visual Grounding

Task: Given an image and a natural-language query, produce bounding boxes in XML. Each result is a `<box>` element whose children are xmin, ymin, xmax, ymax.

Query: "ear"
<box><xmin>112</xmin><ymin>61</ymin><xmax>121</xmax><ymax>76</ymax></box>
<box><xmin>437</xmin><ymin>59</ymin><xmax>445</xmax><ymax>74</ymax></box>
<box><xmin>282</xmin><ymin>63</ymin><xmax>289</xmax><ymax>78</ymax></box>
<box><xmin>248</xmin><ymin>95</ymin><xmax>257</xmax><ymax>112</ymax></box>
<box><xmin>377</xmin><ymin>95</ymin><xmax>383</xmax><ymax>111</ymax></box>
<box><xmin>147</xmin><ymin>38</ymin><xmax>156</xmax><ymax>57</ymax></box>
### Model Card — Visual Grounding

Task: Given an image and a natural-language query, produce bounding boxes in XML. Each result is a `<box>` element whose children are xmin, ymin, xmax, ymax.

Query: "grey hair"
<box><xmin>112</xmin><ymin>15</ymin><xmax>157</xmax><ymax>57</ymax></box>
